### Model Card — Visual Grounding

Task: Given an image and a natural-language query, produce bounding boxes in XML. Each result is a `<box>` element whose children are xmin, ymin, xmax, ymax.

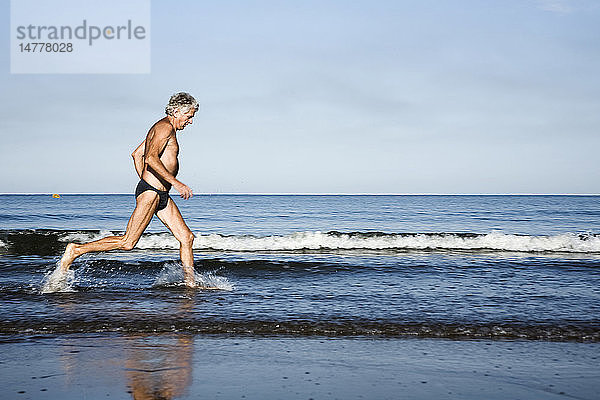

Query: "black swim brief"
<box><xmin>135</xmin><ymin>179</ymin><xmax>170</xmax><ymax>211</ymax></box>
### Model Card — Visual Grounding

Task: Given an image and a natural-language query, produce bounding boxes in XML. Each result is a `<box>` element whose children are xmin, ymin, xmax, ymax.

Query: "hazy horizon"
<box><xmin>1</xmin><ymin>192</ymin><xmax>599</xmax><ymax>196</ymax></box>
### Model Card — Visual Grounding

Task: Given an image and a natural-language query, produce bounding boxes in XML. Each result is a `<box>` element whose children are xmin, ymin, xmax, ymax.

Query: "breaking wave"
<box><xmin>66</xmin><ymin>230</ymin><xmax>600</xmax><ymax>253</ymax></box>
<box><xmin>2</xmin><ymin>229</ymin><xmax>600</xmax><ymax>254</ymax></box>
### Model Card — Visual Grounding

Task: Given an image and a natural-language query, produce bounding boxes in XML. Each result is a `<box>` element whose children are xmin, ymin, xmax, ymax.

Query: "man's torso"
<box><xmin>141</xmin><ymin>118</ymin><xmax>179</xmax><ymax>191</ymax></box>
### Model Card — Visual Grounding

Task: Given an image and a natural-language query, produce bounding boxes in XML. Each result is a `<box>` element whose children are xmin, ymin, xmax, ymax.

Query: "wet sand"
<box><xmin>1</xmin><ymin>334</ymin><xmax>599</xmax><ymax>399</ymax></box>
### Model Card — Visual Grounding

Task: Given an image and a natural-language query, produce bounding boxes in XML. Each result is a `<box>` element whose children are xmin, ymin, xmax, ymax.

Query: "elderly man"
<box><xmin>59</xmin><ymin>92</ymin><xmax>199</xmax><ymax>287</ymax></box>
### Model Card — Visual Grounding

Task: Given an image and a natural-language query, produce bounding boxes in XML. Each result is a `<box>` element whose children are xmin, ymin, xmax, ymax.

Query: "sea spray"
<box><xmin>40</xmin><ymin>263</ymin><xmax>76</xmax><ymax>294</ymax></box>
<box><xmin>153</xmin><ymin>262</ymin><xmax>233</xmax><ymax>290</ymax></box>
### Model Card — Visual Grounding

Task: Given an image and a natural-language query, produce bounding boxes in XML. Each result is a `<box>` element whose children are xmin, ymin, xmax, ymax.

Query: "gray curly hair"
<box><xmin>165</xmin><ymin>92</ymin><xmax>199</xmax><ymax>116</ymax></box>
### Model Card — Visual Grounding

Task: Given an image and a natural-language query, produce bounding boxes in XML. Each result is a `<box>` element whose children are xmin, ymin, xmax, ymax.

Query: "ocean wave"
<box><xmin>1</xmin><ymin>229</ymin><xmax>600</xmax><ymax>255</ymax></box>
<box><xmin>69</xmin><ymin>230</ymin><xmax>600</xmax><ymax>253</ymax></box>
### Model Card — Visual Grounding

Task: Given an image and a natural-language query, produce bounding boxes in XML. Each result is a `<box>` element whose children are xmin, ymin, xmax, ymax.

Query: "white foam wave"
<box><xmin>142</xmin><ymin>231</ymin><xmax>600</xmax><ymax>253</ymax></box>
<box><xmin>58</xmin><ymin>230</ymin><xmax>600</xmax><ymax>253</ymax></box>
<box><xmin>153</xmin><ymin>262</ymin><xmax>233</xmax><ymax>290</ymax></box>
<box><xmin>40</xmin><ymin>264</ymin><xmax>76</xmax><ymax>294</ymax></box>
<box><xmin>0</xmin><ymin>239</ymin><xmax>6</xmax><ymax>248</ymax></box>
<box><xmin>60</xmin><ymin>230</ymin><xmax>114</xmax><ymax>243</ymax></box>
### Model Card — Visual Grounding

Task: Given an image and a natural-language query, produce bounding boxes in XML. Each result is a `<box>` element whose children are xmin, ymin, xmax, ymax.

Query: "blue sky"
<box><xmin>1</xmin><ymin>0</ymin><xmax>599</xmax><ymax>194</ymax></box>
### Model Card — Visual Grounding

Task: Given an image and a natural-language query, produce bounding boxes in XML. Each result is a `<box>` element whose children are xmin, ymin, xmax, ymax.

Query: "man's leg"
<box><xmin>59</xmin><ymin>191</ymin><xmax>160</xmax><ymax>271</ymax></box>
<box><xmin>155</xmin><ymin>198</ymin><xmax>196</xmax><ymax>286</ymax></box>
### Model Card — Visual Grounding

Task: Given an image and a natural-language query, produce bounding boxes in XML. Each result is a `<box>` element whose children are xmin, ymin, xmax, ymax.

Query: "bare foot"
<box><xmin>59</xmin><ymin>243</ymin><xmax>78</xmax><ymax>272</ymax></box>
<box><xmin>182</xmin><ymin>267</ymin><xmax>219</xmax><ymax>290</ymax></box>
<box><xmin>183</xmin><ymin>266</ymin><xmax>196</xmax><ymax>288</ymax></box>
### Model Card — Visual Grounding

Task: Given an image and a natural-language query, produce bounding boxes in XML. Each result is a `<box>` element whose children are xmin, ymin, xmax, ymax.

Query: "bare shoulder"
<box><xmin>147</xmin><ymin>118</ymin><xmax>175</xmax><ymax>140</ymax></box>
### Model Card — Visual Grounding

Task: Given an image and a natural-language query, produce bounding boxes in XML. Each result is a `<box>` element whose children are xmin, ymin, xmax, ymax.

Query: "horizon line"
<box><xmin>1</xmin><ymin>192</ymin><xmax>599</xmax><ymax>196</ymax></box>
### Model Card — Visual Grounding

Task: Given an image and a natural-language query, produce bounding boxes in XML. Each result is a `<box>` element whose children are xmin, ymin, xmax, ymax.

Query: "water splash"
<box><xmin>40</xmin><ymin>263</ymin><xmax>76</xmax><ymax>294</ymax></box>
<box><xmin>153</xmin><ymin>262</ymin><xmax>233</xmax><ymax>291</ymax></box>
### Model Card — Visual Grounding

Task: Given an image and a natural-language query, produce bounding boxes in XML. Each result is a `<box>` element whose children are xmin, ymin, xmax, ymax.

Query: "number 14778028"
<box><xmin>19</xmin><ymin>42</ymin><xmax>73</xmax><ymax>52</ymax></box>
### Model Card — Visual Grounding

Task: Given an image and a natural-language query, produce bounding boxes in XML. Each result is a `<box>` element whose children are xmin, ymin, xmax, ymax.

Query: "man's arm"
<box><xmin>131</xmin><ymin>140</ymin><xmax>145</xmax><ymax>178</ymax></box>
<box><xmin>144</xmin><ymin>123</ymin><xmax>193</xmax><ymax>199</ymax></box>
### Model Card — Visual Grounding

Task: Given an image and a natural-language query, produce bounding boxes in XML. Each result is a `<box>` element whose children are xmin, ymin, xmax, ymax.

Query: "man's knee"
<box><xmin>120</xmin><ymin>236</ymin><xmax>138</xmax><ymax>251</ymax></box>
<box><xmin>179</xmin><ymin>231</ymin><xmax>194</xmax><ymax>247</ymax></box>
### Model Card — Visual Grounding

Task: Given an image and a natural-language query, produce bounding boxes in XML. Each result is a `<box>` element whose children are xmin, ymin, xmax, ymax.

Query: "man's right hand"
<box><xmin>173</xmin><ymin>181</ymin><xmax>193</xmax><ymax>199</ymax></box>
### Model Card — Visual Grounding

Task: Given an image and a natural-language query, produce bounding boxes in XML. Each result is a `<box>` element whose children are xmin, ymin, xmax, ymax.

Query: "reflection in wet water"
<box><xmin>125</xmin><ymin>335</ymin><xmax>194</xmax><ymax>400</ymax></box>
<box><xmin>57</xmin><ymin>296</ymin><xmax>196</xmax><ymax>399</ymax></box>
<box><xmin>58</xmin><ymin>334</ymin><xmax>194</xmax><ymax>399</ymax></box>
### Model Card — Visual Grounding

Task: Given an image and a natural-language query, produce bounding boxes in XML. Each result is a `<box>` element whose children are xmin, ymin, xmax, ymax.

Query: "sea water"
<box><xmin>0</xmin><ymin>194</ymin><xmax>599</xmax><ymax>340</ymax></box>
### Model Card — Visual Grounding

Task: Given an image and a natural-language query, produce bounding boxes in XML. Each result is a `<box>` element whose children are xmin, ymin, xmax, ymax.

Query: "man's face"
<box><xmin>174</xmin><ymin>108</ymin><xmax>196</xmax><ymax>131</ymax></box>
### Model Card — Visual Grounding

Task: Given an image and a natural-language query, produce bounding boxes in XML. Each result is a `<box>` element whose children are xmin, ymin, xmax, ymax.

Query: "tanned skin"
<box><xmin>59</xmin><ymin>108</ymin><xmax>199</xmax><ymax>287</ymax></box>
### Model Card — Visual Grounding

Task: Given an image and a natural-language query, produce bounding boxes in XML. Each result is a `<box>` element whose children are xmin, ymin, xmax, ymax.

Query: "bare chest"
<box><xmin>160</xmin><ymin>136</ymin><xmax>179</xmax><ymax>159</ymax></box>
